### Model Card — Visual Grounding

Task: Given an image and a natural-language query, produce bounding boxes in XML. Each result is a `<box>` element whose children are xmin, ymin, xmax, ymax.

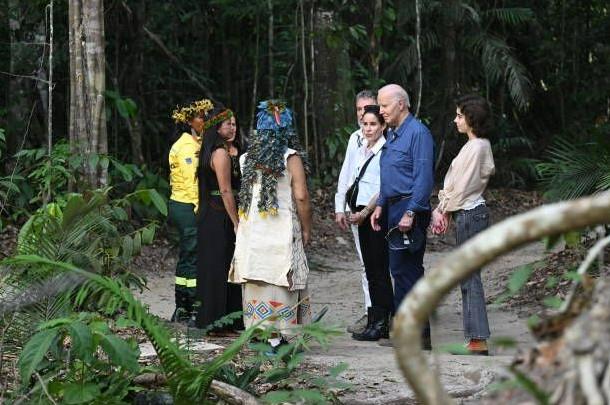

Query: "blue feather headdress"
<box><xmin>238</xmin><ymin>100</ymin><xmax>306</xmax><ymax>218</ymax></box>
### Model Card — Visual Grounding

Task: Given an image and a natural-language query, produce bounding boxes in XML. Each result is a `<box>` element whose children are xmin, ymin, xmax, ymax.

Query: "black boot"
<box><xmin>352</xmin><ymin>307</ymin><xmax>389</xmax><ymax>341</ymax></box>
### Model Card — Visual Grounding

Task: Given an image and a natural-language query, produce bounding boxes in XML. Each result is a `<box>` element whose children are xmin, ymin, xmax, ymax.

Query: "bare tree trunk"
<box><xmin>370</xmin><ymin>0</ymin><xmax>383</xmax><ymax>81</ymax></box>
<box><xmin>299</xmin><ymin>0</ymin><xmax>309</xmax><ymax>166</ymax></box>
<box><xmin>119</xmin><ymin>0</ymin><xmax>145</xmax><ymax>165</ymax></box>
<box><xmin>309</xmin><ymin>0</ymin><xmax>319</xmax><ymax>175</ymax></box>
<box><xmin>433</xmin><ymin>0</ymin><xmax>458</xmax><ymax>172</ymax></box>
<box><xmin>0</xmin><ymin>0</ymin><xmax>8</xmax><ymax>135</ymax></box>
<box><xmin>267</xmin><ymin>0</ymin><xmax>274</xmax><ymax>98</ymax></box>
<box><xmin>414</xmin><ymin>0</ymin><xmax>422</xmax><ymax>116</ymax></box>
<box><xmin>393</xmin><ymin>190</ymin><xmax>610</xmax><ymax>404</ymax></box>
<box><xmin>68</xmin><ymin>0</ymin><xmax>107</xmax><ymax>189</ymax></box>
<box><xmin>249</xmin><ymin>12</ymin><xmax>260</xmax><ymax>136</ymax></box>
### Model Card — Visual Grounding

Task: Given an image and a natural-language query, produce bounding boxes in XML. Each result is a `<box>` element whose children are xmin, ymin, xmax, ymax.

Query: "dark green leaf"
<box><xmin>99</xmin><ymin>334</ymin><xmax>139</xmax><ymax>372</ymax></box>
<box><xmin>18</xmin><ymin>328</ymin><xmax>58</xmax><ymax>384</ymax></box>
<box><xmin>63</xmin><ymin>382</ymin><xmax>101</xmax><ymax>404</ymax></box>
<box><xmin>68</xmin><ymin>322</ymin><xmax>94</xmax><ymax>361</ymax></box>
<box><xmin>141</xmin><ymin>224</ymin><xmax>155</xmax><ymax>244</ymax></box>
<box><xmin>147</xmin><ymin>189</ymin><xmax>168</xmax><ymax>216</ymax></box>
<box><xmin>543</xmin><ymin>296</ymin><xmax>563</xmax><ymax>309</ymax></box>
<box><xmin>508</xmin><ymin>264</ymin><xmax>534</xmax><ymax>293</ymax></box>
<box><xmin>112</xmin><ymin>160</ymin><xmax>133</xmax><ymax>182</ymax></box>
<box><xmin>122</xmin><ymin>235</ymin><xmax>133</xmax><ymax>260</ymax></box>
<box><xmin>133</xmin><ymin>231</ymin><xmax>142</xmax><ymax>255</ymax></box>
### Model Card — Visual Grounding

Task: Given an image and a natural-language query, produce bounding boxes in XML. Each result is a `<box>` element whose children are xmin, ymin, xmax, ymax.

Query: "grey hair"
<box><xmin>379</xmin><ymin>84</ymin><xmax>411</xmax><ymax>108</ymax></box>
<box><xmin>355</xmin><ymin>90</ymin><xmax>376</xmax><ymax>103</ymax></box>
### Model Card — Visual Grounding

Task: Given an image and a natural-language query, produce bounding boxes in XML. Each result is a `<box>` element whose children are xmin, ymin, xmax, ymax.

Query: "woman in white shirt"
<box><xmin>347</xmin><ymin>104</ymin><xmax>393</xmax><ymax>341</ymax></box>
<box><xmin>431</xmin><ymin>94</ymin><xmax>495</xmax><ymax>355</ymax></box>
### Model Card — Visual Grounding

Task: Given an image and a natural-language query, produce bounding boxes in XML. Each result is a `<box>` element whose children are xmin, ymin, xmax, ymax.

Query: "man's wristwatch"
<box><xmin>405</xmin><ymin>210</ymin><xmax>415</xmax><ymax>218</ymax></box>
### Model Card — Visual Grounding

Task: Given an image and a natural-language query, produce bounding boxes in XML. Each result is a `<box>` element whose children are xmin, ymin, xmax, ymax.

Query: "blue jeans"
<box><xmin>387</xmin><ymin>198</ymin><xmax>431</xmax><ymax>335</ymax></box>
<box><xmin>453</xmin><ymin>204</ymin><xmax>491</xmax><ymax>340</ymax></box>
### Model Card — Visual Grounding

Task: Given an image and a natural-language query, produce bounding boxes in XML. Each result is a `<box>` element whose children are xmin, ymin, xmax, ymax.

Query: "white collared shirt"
<box><xmin>353</xmin><ymin>136</ymin><xmax>385</xmax><ymax>207</ymax></box>
<box><xmin>334</xmin><ymin>128</ymin><xmax>364</xmax><ymax>212</ymax></box>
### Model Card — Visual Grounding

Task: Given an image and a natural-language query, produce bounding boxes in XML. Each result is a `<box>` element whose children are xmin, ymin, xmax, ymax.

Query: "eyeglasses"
<box><xmin>384</xmin><ymin>226</ymin><xmax>412</xmax><ymax>251</ymax></box>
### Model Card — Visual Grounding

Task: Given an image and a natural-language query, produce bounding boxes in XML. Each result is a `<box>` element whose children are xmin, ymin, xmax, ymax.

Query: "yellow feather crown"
<box><xmin>171</xmin><ymin>99</ymin><xmax>214</xmax><ymax>124</ymax></box>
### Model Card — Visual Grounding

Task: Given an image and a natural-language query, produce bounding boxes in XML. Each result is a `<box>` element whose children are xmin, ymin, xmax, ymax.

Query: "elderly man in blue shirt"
<box><xmin>370</xmin><ymin>84</ymin><xmax>434</xmax><ymax>349</ymax></box>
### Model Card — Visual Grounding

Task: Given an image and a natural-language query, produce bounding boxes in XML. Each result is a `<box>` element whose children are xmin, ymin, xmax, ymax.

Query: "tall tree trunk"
<box><xmin>369</xmin><ymin>0</ymin><xmax>383</xmax><ymax>81</ymax></box>
<box><xmin>267</xmin><ymin>0</ymin><xmax>274</xmax><ymax>98</ymax></box>
<box><xmin>309</xmin><ymin>0</ymin><xmax>319</xmax><ymax>175</ymax></box>
<box><xmin>414</xmin><ymin>0</ymin><xmax>422</xmax><ymax>116</ymax></box>
<box><xmin>299</xmin><ymin>0</ymin><xmax>310</xmax><ymax>169</ymax></box>
<box><xmin>120</xmin><ymin>0</ymin><xmax>145</xmax><ymax>165</ymax></box>
<box><xmin>0</xmin><ymin>0</ymin><xmax>10</xmax><ymax>142</ymax></box>
<box><xmin>69</xmin><ymin>0</ymin><xmax>107</xmax><ymax>188</ymax></box>
<box><xmin>249</xmin><ymin>12</ymin><xmax>260</xmax><ymax>136</ymax></box>
<box><xmin>312</xmin><ymin>9</ymin><xmax>352</xmax><ymax>175</ymax></box>
<box><xmin>433</xmin><ymin>0</ymin><xmax>458</xmax><ymax>171</ymax></box>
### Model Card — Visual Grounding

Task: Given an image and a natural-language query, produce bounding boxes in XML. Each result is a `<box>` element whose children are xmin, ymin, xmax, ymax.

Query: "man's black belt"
<box><xmin>387</xmin><ymin>194</ymin><xmax>412</xmax><ymax>206</ymax></box>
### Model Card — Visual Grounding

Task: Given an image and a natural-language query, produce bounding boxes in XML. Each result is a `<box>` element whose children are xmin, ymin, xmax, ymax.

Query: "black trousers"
<box><xmin>195</xmin><ymin>196</ymin><xmax>244</xmax><ymax>330</ymax></box>
<box><xmin>358</xmin><ymin>209</ymin><xmax>394</xmax><ymax>314</ymax></box>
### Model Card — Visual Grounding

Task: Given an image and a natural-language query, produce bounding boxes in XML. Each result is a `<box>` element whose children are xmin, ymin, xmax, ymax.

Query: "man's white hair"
<box><xmin>379</xmin><ymin>84</ymin><xmax>411</xmax><ymax>108</ymax></box>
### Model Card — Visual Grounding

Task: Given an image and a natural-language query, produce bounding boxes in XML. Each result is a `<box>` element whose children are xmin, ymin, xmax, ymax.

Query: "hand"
<box><xmin>335</xmin><ymin>212</ymin><xmax>348</xmax><ymax>231</ymax></box>
<box><xmin>430</xmin><ymin>209</ymin><xmax>449</xmax><ymax>234</ymax></box>
<box><xmin>302</xmin><ymin>230</ymin><xmax>311</xmax><ymax>246</ymax></box>
<box><xmin>370</xmin><ymin>206</ymin><xmax>382</xmax><ymax>231</ymax></box>
<box><xmin>398</xmin><ymin>212</ymin><xmax>414</xmax><ymax>233</ymax></box>
<box><xmin>348</xmin><ymin>211</ymin><xmax>366</xmax><ymax>226</ymax></box>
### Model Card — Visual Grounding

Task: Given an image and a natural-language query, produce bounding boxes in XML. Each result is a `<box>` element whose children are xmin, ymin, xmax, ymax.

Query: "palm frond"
<box><xmin>466</xmin><ymin>33</ymin><xmax>532</xmax><ymax>110</ymax></box>
<box><xmin>536</xmin><ymin>137</ymin><xmax>610</xmax><ymax>200</ymax></box>
<box><xmin>4</xmin><ymin>254</ymin><xmax>257</xmax><ymax>403</ymax></box>
<box><xmin>482</xmin><ymin>7</ymin><xmax>535</xmax><ymax>26</ymax></box>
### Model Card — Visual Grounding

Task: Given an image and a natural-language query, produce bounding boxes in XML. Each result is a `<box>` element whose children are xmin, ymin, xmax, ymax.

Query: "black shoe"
<box><xmin>352</xmin><ymin>307</ymin><xmax>389</xmax><ymax>341</ymax></box>
<box><xmin>171</xmin><ymin>307</ymin><xmax>192</xmax><ymax>324</ymax></box>
<box><xmin>422</xmin><ymin>328</ymin><xmax>432</xmax><ymax>350</ymax></box>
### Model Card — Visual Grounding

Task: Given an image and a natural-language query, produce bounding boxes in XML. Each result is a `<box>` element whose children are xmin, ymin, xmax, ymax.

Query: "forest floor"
<box><xmin>129</xmin><ymin>187</ymin><xmax>589</xmax><ymax>404</ymax></box>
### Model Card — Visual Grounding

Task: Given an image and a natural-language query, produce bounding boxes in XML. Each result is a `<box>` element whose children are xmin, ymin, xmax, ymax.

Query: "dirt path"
<box><xmin>136</xmin><ymin>234</ymin><xmax>547</xmax><ymax>403</ymax></box>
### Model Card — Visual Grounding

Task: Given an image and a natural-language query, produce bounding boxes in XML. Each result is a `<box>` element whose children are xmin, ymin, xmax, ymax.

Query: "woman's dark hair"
<box><xmin>199</xmin><ymin>107</ymin><xmax>226</xmax><ymax>173</ymax></box>
<box><xmin>361</xmin><ymin>104</ymin><xmax>387</xmax><ymax>138</ymax></box>
<box><xmin>455</xmin><ymin>94</ymin><xmax>493</xmax><ymax>138</ymax></box>
<box><xmin>362</xmin><ymin>104</ymin><xmax>384</xmax><ymax>123</ymax></box>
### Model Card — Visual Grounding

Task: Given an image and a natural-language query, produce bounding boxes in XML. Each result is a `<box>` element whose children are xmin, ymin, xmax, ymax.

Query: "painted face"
<box><xmin>453</xmin><ymin>107</ymin><xmax>472</xmax><ymax>134</ymax></box>
<box><xmin>361</xmin><ymin>112</ymin><xmax>385</xmax><ymax>144</ymax></box>
<box><xmin>218</xmin><ymin>116</ymin><xmax>237</xmax><ymax>142</ymax></box>
<box><xmin>377</xmin><ymin>91</ymin><xmax>402</xmax><ymax>127</ymax></box>
<box><xmin>355</xmin><ymin>97</ymin><xmax>376</xmax><ymax>126</ymax></box>
<box><xmin>189</xmin><ymin>115</ymin><xmax>205</xmax><ymax>134</ymax></box>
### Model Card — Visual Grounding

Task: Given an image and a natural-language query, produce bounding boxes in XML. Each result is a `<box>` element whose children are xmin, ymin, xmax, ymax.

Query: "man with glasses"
<box><xmin>334</xmin><ymin>90</ymin><xmax>377</xmax><ymax>334</ymax></box>
<box><xmin>370</xmin><ymin>84</ymin><xmax>434</xmax><ymax>349</ymax></box>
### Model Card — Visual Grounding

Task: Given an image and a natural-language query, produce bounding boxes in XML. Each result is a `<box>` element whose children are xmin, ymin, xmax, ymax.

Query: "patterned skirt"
<box><xmin>243</xmin><ymin>281</ymin><xmax>311</xmax><ymax>336</ymax></box>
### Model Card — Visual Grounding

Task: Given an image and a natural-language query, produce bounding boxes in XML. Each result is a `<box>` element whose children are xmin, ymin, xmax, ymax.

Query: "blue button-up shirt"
<box><xmin>377</xmin><ymin>114</ymin><xmax>434</xmax><ymax>212</ymax></box>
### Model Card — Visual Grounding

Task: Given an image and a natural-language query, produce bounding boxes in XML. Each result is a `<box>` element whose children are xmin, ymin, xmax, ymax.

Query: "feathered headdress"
<box><xmin>238</xmin><ymin>100</ymin><xmax>306</xmax><ymax>218</ymax></box>
<box><xmin>171</xmin><ymin>99</ymin><xmax>214</xmax><ymax>124</ymax></box>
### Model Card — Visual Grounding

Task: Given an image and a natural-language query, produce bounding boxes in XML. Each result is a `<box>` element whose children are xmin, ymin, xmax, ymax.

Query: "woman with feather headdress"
<box><xmin>229</xmin><ymin>100</ymin><xmax>312</xmax><ymax>345</ymax></box>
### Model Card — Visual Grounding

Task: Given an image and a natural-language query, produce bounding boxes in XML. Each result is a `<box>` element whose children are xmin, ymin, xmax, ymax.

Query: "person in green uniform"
<box><xmin>168</xmin><ymin>99</ymin><xmax>214</xmax><ymax>322</ymax></box>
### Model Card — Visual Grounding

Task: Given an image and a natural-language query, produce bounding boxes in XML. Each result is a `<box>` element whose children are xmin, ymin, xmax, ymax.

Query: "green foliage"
<box><xmin>15</xmin><ymin>189</ymin><xmax>158</xmax><ymax>279</ymax></box>
<box><xmin>536</xmin><ymin>131</ymin><xmax>610</xmax><ymax>201</ymax></box>
<box><xmin>4</xmin><ymin>254</ymin><xmax>261</xmax><ymax>403</ymax></box>
<box><xmin>15</xmin><ymin>311</ymin><xmax>141</xmax><ymax>404</ymax></box>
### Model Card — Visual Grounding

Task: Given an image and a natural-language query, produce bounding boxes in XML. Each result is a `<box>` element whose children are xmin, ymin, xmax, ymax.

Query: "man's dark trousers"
<box><xmin>169</xmin><ymin>200</ymin><xmax>197</xmax><ymax>318</ymax></box>
<box><xmin>387</xmin><ymin>199</ymin><xmax>431</xmax><ymax>334</ymax></box>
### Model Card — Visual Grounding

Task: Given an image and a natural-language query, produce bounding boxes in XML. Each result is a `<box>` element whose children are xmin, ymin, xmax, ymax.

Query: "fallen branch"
<box><xmin>133</xmin><ymin>373</ymin><xmax>260</xmax><ymax>404</ymax></box>
<box><xmin>393</xmin><ymin>190</ymin><xmax>610</xmax><ymax>404</ymax></box>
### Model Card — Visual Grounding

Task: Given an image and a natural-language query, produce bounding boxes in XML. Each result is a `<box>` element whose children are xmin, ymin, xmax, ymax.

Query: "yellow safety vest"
<box><xmin>169</xmin><ymin>133</ymin><xmax>201</xmax><ymax>212</ymax></box>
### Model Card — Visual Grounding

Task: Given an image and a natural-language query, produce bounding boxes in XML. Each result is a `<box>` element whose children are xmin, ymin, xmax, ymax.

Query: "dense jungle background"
<box><xmin>0</xmin><ymin>0</ymin><xmax>609</xmax><ymax>404</ymax></box>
